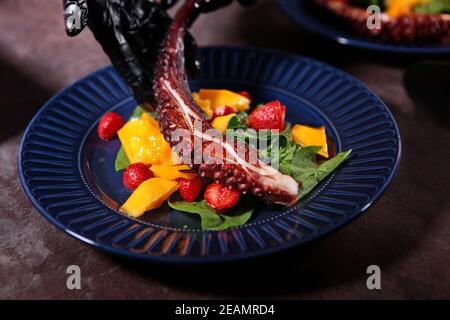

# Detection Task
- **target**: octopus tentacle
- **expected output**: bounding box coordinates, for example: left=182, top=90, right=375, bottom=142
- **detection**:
left=154, top=0, right=299, bottom=205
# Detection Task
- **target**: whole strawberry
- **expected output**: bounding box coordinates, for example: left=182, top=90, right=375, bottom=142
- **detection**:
left=204, top=182, right=240, bottom=212
left=98, top=112, right=125, bottom=141
left=248, top=100, right=286, bottom=132
left=123, top=163, right=153, bottom=191
left=179, top=176, right=205, bottom=202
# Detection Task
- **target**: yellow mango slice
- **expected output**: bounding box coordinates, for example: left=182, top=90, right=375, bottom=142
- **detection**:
left=118, top=119, right=153, bottom=163
left=193, top=92, right=213, bottom=119
left=120, top=178, right=179, bottom=217
left=385, top=0, right=428, bottom=17
left=117, top=113, right=174, bottom=165
left=292, top=124, right=329, bottom=158
left=119, top=118, right=158, bottom=144
left=211, top=113, right=237, bottom=134
left=150, top=164, right=197, bottom=180
left=129, top=135, right=173, bottom=165
left=197, top=89, right=250, bottom=112
left=140, top=112, right=159, bottom=130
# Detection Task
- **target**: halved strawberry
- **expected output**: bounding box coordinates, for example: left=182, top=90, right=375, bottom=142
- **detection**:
left=204, top=182, right=240, bottom=212
left=247, top=100, right=286, bottom=131
left=123, top=163, right=153, bottom=191
left=179, top=176, right=205, bottom=202
left=213, top=105, right=235, bottom=118
left=98, top=112, right=125, bottom=141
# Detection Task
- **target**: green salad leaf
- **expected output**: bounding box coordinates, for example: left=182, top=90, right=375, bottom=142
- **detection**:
left=414, top=0, right=450, bottom=14
left=227, top=112, right=248, bottom=130
left=168, top=199, right=254, bottom=231
left=209, top=209, right=253, bottom=231
left=130, top=104, right=146, bottom=119
left=226, top=119, right=350, bottom=201
left=229, top=122, right=292, bottom=164
left=281, top=122, right=292, bottom=138
left=283, top=148, right=352, bottom=200
left=114, top=146, right=130, bottom=171
left=168, top=200, right=222, bottom=229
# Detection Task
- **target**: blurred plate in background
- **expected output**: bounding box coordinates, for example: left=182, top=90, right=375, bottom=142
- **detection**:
left=277, top=0, right=450, bottom=55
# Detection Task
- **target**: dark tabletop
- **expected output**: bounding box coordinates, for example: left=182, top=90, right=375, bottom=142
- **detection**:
left=1, top=0, right=449, bottom=299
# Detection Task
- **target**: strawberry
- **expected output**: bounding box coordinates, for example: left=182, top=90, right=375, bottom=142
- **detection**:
left=213, top=105, right=235, bottom=118
left=247, top=100, right=286, bottom=131
left=204, top=182, right=240, bottom=212
left=179, top=176, right=205, bottom=202
left=238, top=91, right=252, bottom=101
left=98, top=112, right=125, bottom=141
left=123, top=163, right=153, bottom=191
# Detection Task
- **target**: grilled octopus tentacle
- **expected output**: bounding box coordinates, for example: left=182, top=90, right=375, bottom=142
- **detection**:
left=154, top=0, right=299, bottom=205
left=316, top=0, right=450, bottom=44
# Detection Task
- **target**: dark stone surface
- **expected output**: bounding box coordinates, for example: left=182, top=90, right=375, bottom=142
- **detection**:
left=0, top=0, right=449, bottom=299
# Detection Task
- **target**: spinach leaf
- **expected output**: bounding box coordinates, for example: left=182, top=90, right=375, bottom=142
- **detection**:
left=228, top=127, right=260, bottom=143
left=227, top=112, right=248, bottom=130
left=276, top=144, right=304, bottom=176
left=130, top=104, right=146, bottom=119
left=231, top=122, right=290, bottom=161
left=281, top=122, right=292, bottom=139
left=226, top=117, right=351, bottom=203
left=114, top=146, right=130, bottom=171
left=228, top=117, right=289, bottom=142
left=168, top=200, right=222, bottom=229
left=291, top=149, right=352, bottom=200
left=414, top=0, right=450, bottom=14
left=208, top=209, right=254, bottom=231
left=258, top=126, right=294, bottom=169
left=168, top=199, right=254, bottom=230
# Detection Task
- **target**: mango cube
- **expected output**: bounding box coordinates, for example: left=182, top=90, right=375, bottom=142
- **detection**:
left=117, top=113, right=174, bottom=165
left=197, top=89, right=250, bottom=112
left=292, top=124, right=329, bottom=158
left=120, top=178, right=179, bottom=217
left=386, top=0, right=428, bottom=17
left=211, top=113, right=237, bottom=134
left=150, top=165, right=197, bottom=180
left=140, top=112, right=160, bottom=130
left=193, top=92, right=213, bottom=119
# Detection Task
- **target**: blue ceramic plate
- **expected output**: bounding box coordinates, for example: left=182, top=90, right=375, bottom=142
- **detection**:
left=18, top=47, right=401, bottom=263
left=277, top=0, right=450, bottom=55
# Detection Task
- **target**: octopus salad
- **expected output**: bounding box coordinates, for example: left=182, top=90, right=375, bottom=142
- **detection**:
left=95, top=0, right=351, bottom=230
